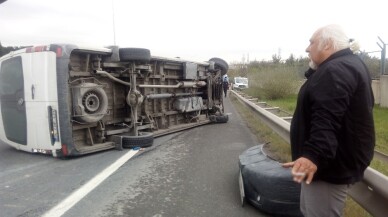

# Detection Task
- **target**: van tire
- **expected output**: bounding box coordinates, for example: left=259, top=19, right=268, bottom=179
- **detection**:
left=209, top=57, right=228, bottom=76
left=73, top=83, right=109, bottom=123
left=122, top=132, right=154, bottom=148
left=119, top=48, right=151, bottom=62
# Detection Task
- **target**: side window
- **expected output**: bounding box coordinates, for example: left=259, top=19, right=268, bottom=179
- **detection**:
left=0, top=56, right=27, bottom=145
left=0, top=57, right=24, bottom=95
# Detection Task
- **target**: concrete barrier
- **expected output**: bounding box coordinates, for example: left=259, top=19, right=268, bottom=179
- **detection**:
left=372, top=80, right=380, bottom=104
left=380, top=75, right=388, bottom=107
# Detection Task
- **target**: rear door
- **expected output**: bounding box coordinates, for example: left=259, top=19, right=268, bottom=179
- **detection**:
left=21, top=51, right=59, bottom=151
left=0, top=56, right=27, bottom=147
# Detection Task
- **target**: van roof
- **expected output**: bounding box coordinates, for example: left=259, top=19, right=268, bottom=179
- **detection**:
left=1, top=44, right=211, bottom=65
left=0, top=44, right=112, bottom=60
left=71, top=45, right=112, bottom=54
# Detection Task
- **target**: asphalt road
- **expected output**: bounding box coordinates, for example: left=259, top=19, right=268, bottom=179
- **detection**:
left=0, top=95, right=269, bottom=217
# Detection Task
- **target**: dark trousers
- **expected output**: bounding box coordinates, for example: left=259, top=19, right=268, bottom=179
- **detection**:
left=223, top=87, right=228, bottom=96
left=223, top=83, right=228, bottom=96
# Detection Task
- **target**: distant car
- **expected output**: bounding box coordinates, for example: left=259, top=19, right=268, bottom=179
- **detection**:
left=238, top=144, right=303, bottom=217
left=233, top=77, right=248, bottom=90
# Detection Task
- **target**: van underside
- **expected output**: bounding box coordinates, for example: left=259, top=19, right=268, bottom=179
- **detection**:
left=62, top=47, right=228, bottom=156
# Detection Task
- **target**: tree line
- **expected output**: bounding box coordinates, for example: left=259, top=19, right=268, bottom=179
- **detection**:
left=0, top=42, right=26, bottom=57
left=231, top=52, right=382, bottom=79
left=228, top=52, right=382, bottom=100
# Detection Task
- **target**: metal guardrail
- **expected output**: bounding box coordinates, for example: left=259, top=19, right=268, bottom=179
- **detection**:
left=231, top=90, right=388, bottom=217
left=237, top=92, right=388, bottom=164
left=374, top=150, right=388, bottom=163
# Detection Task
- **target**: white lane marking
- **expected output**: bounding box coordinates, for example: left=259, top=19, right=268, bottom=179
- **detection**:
left=42, top=149, right=139, bottom=217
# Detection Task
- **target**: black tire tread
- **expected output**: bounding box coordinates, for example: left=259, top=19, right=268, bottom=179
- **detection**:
left=209, top=57, right=229, bottom=76
left=239, top=145, right=303, bottom=217
left=119, top=48, right=151, bottom=62
left=122, top=132, right=154, bottom=148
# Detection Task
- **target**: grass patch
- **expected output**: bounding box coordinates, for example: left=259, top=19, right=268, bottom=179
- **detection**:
left=245, top=66, right=300, bottom=100
left=373, top=105, right=388, bottom=154
left=266, top=94, right=297, bottom=114
left=344, top=197, right=372, bottom=217
left=370, top=158, right=388, bottom=176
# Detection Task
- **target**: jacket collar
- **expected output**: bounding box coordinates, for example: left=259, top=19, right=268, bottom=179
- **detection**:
left=305, top=68, right=315, bottom=78
left=305, top=48, right=353, bottom=79
left=319, top=48, right=353, bottom=67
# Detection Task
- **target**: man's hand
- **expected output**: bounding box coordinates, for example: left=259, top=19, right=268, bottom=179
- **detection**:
left=282, top=157, right=317, bottom=184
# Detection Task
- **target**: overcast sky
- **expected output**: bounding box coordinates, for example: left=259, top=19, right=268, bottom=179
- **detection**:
left=0, top=0, right=387, bottom=63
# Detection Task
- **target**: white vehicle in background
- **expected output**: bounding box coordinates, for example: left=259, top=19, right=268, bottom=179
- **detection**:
left=0, top=44, right=229, bottom=157
left=233, top=77, right=248, bottom=90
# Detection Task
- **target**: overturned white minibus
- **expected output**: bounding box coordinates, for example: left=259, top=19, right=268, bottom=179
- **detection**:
left=0, top=44, right=228, bottom=157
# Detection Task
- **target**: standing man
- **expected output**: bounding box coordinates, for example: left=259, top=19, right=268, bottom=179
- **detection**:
left=222, top=75, right=229, bottom=97
left=283, top=24, right=375, bottom=217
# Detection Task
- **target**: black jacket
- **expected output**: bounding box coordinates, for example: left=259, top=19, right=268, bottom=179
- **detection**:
left=290, top=48, right=375, bottom=184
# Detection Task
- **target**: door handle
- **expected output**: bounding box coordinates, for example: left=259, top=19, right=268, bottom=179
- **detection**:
left=31, top=85, right=35, bottom=100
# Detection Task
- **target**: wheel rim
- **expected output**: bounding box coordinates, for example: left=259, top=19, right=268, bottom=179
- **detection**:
left=82, top=92, right=100, bottom=113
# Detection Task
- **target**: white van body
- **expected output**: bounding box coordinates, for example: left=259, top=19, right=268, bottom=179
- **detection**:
left=0, top=50, right=60, bottom=154
left=0, top=44, right=229, bottom=157
left=233, top=77, right=248, bottom=89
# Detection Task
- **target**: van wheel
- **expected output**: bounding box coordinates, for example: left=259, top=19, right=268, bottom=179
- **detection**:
left=119, top=48, right=151, bottom=62
left=73, top=83, right=108, bottom=123
left=122, top=132, right=154, bottom=148
left=209, top=57, right=228, bottom=76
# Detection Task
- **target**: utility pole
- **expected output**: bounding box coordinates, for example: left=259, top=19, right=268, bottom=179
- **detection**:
left=112, top=0, right=117, bottom=45
left=377, top=36, right=386, bottom=75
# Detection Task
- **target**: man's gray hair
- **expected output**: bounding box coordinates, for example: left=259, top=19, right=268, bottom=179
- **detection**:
left=318, top=24, right=360, bottom=53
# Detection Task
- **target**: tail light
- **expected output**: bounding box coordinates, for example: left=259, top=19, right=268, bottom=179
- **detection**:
left=55, top=46, right=63, bottom=57
left=48, top=106, right=60, bottom=145
left=26, top=45, right=63, bottom=57
left=61, top=144, right=68, bottom=156
left=26, top=46, right=48, bottom=53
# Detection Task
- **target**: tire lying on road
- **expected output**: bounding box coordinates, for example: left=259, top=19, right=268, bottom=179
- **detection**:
left=238, top=144, right=303, bottom=217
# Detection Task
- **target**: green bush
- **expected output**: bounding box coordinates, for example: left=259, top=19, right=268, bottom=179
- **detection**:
left=248, top=65, right=301, bottom=100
